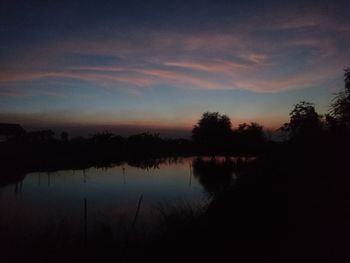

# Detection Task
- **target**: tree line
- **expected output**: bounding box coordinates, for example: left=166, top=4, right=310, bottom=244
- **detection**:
left=1, top=68, right=349, bottom=159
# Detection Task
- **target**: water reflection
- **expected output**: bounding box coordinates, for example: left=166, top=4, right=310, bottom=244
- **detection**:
left=0, top=158, right=199, bottom=227
left=192, top=157, right=237, bottom=197
left=0, top=156, right=258, bottom=263
left=0, top=156, right=254, bottom=229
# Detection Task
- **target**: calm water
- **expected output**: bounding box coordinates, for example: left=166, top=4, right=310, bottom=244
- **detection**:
left=0, top=157, right=243, bottom=233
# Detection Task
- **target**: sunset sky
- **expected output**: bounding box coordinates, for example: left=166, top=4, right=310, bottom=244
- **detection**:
left=0, top=0, right=349, bottom=136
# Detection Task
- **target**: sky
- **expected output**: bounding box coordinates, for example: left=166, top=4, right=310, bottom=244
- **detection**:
left=0, top=0, right=349, bottom=137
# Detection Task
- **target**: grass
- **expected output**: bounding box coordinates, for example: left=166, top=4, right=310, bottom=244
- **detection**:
left=0, top=199, right=209, bottom=263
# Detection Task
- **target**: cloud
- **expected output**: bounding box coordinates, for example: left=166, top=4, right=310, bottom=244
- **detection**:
left=0, top=12, right=349, bottom=96
left=0, top=90, right=25, bottom=97
left=163, top=60, right=250, bottom=72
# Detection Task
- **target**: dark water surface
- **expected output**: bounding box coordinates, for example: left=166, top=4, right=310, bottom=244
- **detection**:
left=0, top=157, right=250, bottom=235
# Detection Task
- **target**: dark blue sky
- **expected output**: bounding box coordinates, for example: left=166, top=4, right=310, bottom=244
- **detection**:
left=0, top=0, right=349, bottom=135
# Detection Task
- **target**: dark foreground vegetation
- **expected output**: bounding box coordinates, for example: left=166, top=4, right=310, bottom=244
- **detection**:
left=0, top=69, right=350, bottom=262
left=140, top=148, right=349, bottom=263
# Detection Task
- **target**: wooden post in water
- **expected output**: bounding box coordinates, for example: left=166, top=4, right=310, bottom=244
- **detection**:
left=47, top=172, right=50, bottom=187
left=131, top=194, right=143, bottom=231
left=189, top=162, right=192, bottom=187
left=84, top=198, right=87, bottom=248
left=123, top=194, right=143, bottom=262
left=123, top=167, right=126, bottom=185
left=83, top=169, right=86, bottom=184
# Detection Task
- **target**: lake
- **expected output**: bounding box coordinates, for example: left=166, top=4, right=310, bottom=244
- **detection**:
left=0, top=157, right=247, bottom=238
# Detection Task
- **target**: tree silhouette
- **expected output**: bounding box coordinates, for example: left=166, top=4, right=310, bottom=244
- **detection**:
left=280, top=101, right=322, bottom=141
left=192, top=112, right=232, bottom=153
left=328, top=68, right=350, bottom=133
left=232, top=122, right=265, bottom=152
left=60, top=131, right=69, bottom=141
left=91, top=132, right=114, bottom=144
left=236, top=122, right=265, bottom=144
left=28, top=130, right=55, bottom=141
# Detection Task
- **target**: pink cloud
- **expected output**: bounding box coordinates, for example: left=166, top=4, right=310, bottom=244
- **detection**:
left=0, top=12, right=348, bottom=95
left=0, top=60, right=343, bottom=93
left=0, top=91, right=26, bottom=97
left=163, top=60, right=250, bottom=72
